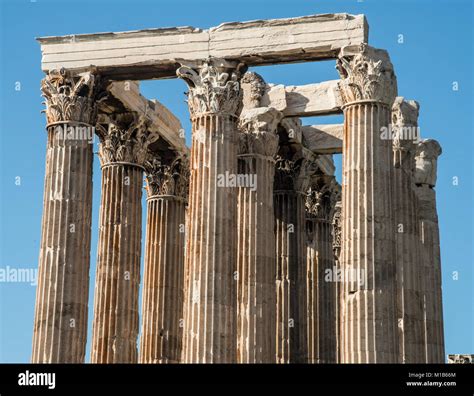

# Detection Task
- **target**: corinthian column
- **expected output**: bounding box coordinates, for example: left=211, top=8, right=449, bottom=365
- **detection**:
left=90, top=112, right=154, bottom=363
left=139, top=154, right=189, bottom=363
left=274, top=149, right=313, bottom=363
left=336, top=44, right=399, bottom=363
left=414, top=139, right=444, bottom=362
left=305, top=175, right=340, bottom=363
left=392, top=97, right=425, bottom=363
left=237, top=96, right=282, bottom=363
left=331, top=200, right=342, bottom=362
left=177, top=59, right=246, bottom=363
left=32, top=69, right=98, bottom=363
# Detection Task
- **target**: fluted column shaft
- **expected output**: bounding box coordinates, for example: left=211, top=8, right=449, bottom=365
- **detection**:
left=392, top=98, right=425, bottom=363
left=237, top=154, right=276, bottom=363
left=184, top=114, right=238, bottom=362
left=139, top=156, right=188, bottom=363
left=32, top=70, right=97, bottom=363
left=236, top=105, right=281, bottom=363
left=414, top=139, right=444, bottom=362
left=91, top=164, right=143, bottom=363
left=305, top=177, right=339, bottom=363
left=177, top=61, right=245, bottom=363
left=274, top=191, right=306, bottom=363
left=90, top=112, right=153, bottom=363
left=273, top=153, right=311, bottom=363
left=306, top=218, right=337, bottom=363
left=418, top=186, right=444, bottom=362
left=337, top=44, right=399, bottom=363
left=32, top=124, right=93, bottom=363
left=340, top=101, right=398, bottom=363
left=139, top=196, right=186, bottom=363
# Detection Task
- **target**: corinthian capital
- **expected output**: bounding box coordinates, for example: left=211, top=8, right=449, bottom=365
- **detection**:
left=144, top=154, right=190, bottom=199
left=241, top=71, right=267, bottom=109
left=305, top=175, right=340, bottom=222
left=336, top=44, right=397, bottom=106
left=176, top=59, right=247, bottom=118
left=392, top=97, right=420, bottom=168
left=238, top=107, right=283, bottom=157
left=96, top=112, right=156, bottom=167
left=414, top=139, right=442, bottom=187
left=41, top=68, right=99, bottom=125
left=274, top=148, right=319, bottom=193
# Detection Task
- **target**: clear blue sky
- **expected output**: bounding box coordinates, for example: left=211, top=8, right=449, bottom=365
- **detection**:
left=0, top=0, right=472, bottom=363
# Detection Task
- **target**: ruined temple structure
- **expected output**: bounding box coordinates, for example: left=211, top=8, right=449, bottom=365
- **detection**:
left=31, top=13, right=444, bottom=364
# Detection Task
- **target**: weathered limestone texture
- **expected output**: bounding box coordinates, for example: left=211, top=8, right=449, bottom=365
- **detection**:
left=139, top=155, right=189, bottom=363
left=177, top=59, right=246, bottom=363
left=32, top=69, right=97, bottom=363
left=33, top=13, right=446, bottom=366
left=331, top=200, right=342, bottom=362
left=305, top=175, right=340, bottom=363
left=237, top=72, right=283, bottom=363
left=414, top=139, right=445, bottom=363
left=90, top=112, right=154, bottom=363
left=38, top=14, right=368, bottom=78
left=391, top=97, right=425, bottom=363
left=274, top=144, right=314, bottom=363
left=336, top=44, right=399, bottom=363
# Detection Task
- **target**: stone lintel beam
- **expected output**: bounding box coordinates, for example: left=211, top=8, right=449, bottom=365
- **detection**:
left=99, top=81, right=188, bottom=155
left=262, top=80, right=343, bottom=117
left=302, top=124, right=343, bottom=154
left=37, top=13, right=368, bottom=79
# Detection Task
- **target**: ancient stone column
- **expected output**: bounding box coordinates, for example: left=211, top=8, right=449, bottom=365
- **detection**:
left=392, top=97, right=425, bottom=363
left=177, top=59, right=246, bottom=363
left=331, top=200, right=342, bottom=363
left=138, top=155, right=189, bottom=363
left=305, top=175, right=340, bottom=363
left=32, top=69, right=98, bottom=363
left=414, top=139, right=445, bottom=363
left=336, top=44, right=399, bottom=363
left=90, top=112, right=154, bottom=363
left=274, top=148, right=313, bottom=363
left=236, top=102, right=282, bottom=363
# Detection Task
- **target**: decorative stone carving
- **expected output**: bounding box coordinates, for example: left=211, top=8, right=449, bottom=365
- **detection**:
left=144, top=155, right=190, bottom=199
left=331, top=200, right=342, bottom=260
left=274, top=151, right=319, bottom=193
left=305, top=176, right=339, bottom=222
left=414, top=139, right=442, bottom=187
left=96, top=112, right=155, bottom=167
left=241, top=71, right=267, bottom=109
left=448, top=354, right=474, bottom=364
left=41, top=68, right=99, bottom=124
left=336, top=44, right=397, bottom=106
left=176, top=59, right=247, bottom=118
left=392, top=96, right=420, bottom=127
left=392, top=97, right=420, bottom=168
left=238, top=107, right=282, bottom=156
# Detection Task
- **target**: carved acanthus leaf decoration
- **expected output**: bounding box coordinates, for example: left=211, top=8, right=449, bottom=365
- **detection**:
left=305, top=176, right=340, bottom=221
left=274, top=153, right=318, bottom=193
left=41, top=68, right=98, bottom=124
left=97, top=112, right=155, bottom=167
left=144, top=155, right=190, bottom=199
left=238, top=107, right=282, bottom=156
left=336, top=44, right=397, bottom=106
left=177, top=60, right=247, bottom=118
